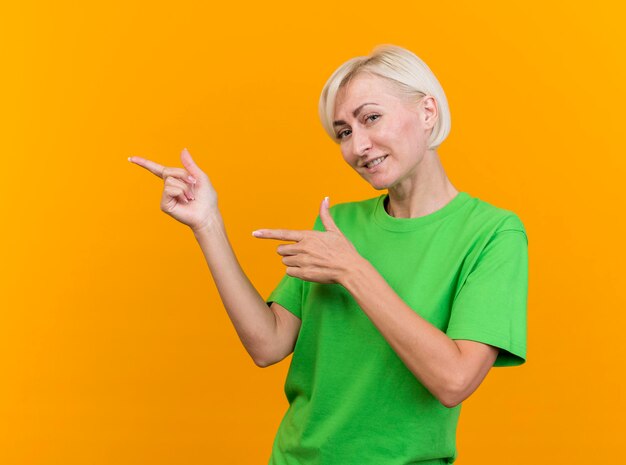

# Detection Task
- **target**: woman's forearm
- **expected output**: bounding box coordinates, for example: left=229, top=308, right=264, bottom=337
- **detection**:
left=341, top=257, right=464, bottom=407
left=191, top=212, right=278, bottom=367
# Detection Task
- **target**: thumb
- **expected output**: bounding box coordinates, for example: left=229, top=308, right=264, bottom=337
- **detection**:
left=320, top=196, right=340, bottom=233
left=180, top=147, right=204, bottom=179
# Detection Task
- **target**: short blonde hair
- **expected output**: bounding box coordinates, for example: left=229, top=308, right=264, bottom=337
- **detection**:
left=318, top=44, right=451, bottom=150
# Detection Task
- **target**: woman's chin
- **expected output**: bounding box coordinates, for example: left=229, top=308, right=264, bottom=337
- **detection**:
left=366, top=179, right=390, bottom=191
left=357, top=169, right=392, bottom=190
left=362, top=174, right=391, bottom=190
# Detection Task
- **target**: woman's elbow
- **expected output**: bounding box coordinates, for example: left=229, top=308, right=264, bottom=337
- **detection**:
left=438, top=392, right=462, bottom=409
left=252, top=354, right=279, bottom=368
left=440, top=395, right=462, bottom=409
left=252, top=350, right=287, bottom=368
left=437, top=375, right=467, bottom=408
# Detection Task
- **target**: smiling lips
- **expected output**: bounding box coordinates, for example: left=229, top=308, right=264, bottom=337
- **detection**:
left=364, top=155, right=388, bottom=170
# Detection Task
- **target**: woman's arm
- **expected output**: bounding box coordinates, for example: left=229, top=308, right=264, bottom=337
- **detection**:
left=193, top=212, right=301, bottom=368
left=130, top=150, right=299, bottom=368
left=341, top=258, right=498, bottom=408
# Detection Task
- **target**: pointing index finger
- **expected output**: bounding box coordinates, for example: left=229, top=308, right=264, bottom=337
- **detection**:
left=128, top=156, right=166, bottom=179
left=252, top=229, right=307, bottom=242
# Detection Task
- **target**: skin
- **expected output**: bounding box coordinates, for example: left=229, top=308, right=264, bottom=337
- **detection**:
left=332, top=72, right=460, bottom=218
left=129, top=149, right=293, bottom=368
left=128, top=148, right=217, bottom=232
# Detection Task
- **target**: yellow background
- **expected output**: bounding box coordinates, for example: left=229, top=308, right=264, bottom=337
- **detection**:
left=2, top=0, right=624, bottom=463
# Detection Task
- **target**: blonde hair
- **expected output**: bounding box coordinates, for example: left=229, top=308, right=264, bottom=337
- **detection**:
left=318, top=44, right=451, bottom=150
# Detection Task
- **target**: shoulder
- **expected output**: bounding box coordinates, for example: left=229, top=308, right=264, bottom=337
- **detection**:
left=329, top=195, right=381, bottom=216
left=463, top=193, right=527, bottom=237
left=313, top=195, right=381, bottom=230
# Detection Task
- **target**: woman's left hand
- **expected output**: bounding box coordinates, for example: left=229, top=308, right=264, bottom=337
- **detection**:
left=252, top=197, right=363, bottom=284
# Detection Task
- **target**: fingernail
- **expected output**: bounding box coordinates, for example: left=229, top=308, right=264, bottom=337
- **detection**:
left=128, top=156, right=132, bottom=162
left=325, top=196, right=329, bottom=206
left=188, top=175, right=196, bottom=183
left=183, top=147, right=189, bottom=153
left=252, top=230, right=263, bottom=237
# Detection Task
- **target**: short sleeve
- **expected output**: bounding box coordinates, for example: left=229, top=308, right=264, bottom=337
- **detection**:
left=446, top=227, right=529, bottom=367
left=265, top=213, right=325, bottom=319
left=266, top=273, right=305, bottom=319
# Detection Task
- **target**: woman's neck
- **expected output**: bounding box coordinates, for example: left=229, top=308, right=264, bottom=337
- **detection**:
left=385, top=150, right=459, bottom=219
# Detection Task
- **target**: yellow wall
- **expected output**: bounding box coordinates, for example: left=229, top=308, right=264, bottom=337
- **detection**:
left=2, top=1, right=624, bottom=463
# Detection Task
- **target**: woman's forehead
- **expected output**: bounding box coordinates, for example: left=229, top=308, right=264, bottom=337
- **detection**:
left=335, top=74, right=401, bottom=115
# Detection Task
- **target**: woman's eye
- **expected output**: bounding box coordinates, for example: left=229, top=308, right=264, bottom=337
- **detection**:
left=337, top=129, right=351, bottom=140
left=366, top=114, right=381, bottom=123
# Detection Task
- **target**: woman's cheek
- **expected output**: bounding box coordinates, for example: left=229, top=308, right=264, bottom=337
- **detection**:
left=340, top=146, right=357, bottom=167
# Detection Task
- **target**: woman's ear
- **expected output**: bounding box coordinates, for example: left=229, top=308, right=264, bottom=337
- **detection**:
left=421, top=96, right=439, bottom=129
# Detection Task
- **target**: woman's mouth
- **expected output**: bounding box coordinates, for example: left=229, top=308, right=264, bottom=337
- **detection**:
left=365, top=155, right=388, bottom=172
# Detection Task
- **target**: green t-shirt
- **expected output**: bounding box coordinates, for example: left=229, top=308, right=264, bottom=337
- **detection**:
left=265, top=191, right=528, bottom=465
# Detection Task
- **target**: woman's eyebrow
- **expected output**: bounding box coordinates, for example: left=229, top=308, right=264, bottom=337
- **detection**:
left=333, top=102, right=379, bottom=127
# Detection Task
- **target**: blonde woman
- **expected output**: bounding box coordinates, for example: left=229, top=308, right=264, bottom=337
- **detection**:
left=130, top=44, right=528, bottom=465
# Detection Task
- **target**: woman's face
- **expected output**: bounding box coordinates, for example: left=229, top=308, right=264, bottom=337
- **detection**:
left=332, top=73, right=437, bottom=191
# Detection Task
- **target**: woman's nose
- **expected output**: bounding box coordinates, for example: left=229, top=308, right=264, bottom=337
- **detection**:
left=352, top=128, right=373, bottom=156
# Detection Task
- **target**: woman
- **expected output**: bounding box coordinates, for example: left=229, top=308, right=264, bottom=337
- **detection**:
left=129, top=44, right=528, bottom=465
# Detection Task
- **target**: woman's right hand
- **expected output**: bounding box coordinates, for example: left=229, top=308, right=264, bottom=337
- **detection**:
left=129, top=148, right=220, bottom=232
